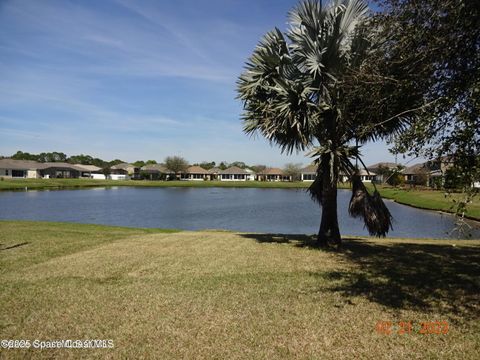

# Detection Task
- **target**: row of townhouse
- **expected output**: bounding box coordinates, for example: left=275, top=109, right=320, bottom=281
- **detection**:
left=0, top=159, right=138, bottom=180
left=140, top=165, right=289, bottom=181
left=7, top=158, right=471, bottom=186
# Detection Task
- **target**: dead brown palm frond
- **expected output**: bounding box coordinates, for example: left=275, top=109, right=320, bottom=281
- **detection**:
left=308, top=165, right=324, bottom=204
left=349, top=174, right=393, bottom=236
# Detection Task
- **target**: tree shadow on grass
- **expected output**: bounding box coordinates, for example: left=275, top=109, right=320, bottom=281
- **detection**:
left=240, top=233, right=480, bottom=317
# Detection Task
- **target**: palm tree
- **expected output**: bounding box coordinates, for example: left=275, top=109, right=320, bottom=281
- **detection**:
left=237, top=0, right=397, bottom=246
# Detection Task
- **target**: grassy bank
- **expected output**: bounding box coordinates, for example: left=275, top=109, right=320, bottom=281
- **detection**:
left=1, top=221, right=479, bottom=359
left=376, top=186, right=480, bottom=220
left=0, top=178, right=315, bottom=190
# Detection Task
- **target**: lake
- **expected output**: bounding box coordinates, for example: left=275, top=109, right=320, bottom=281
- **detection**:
left=0, top=187, right=478, bottom=239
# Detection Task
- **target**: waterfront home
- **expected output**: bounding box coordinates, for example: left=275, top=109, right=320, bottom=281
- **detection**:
left=367, top=162, right=399, bottom=183
left=402, top=163, right=430, bottom=185
left=0, top=159, right=42, bottom=178
left=245, top=168, right=257, bottom=181
left=181, top=166, right=209, bottom=181
left=208, top=167, right=221, bottom=181
left=0, top=159, right=85, bottom=179
left=258, top=168, right=291, bottom=182
left=300, top=165, right=317, bottom=181
left=40, top=162, right=84, bottom=178
left=110, top=163, right=140, bottom=179
left=74, top=164, right=103, bottom=179
left=338, top=169, right=375, bottom=183
left=358, top=169, right=376, bottom=182
left=218, top=166, right=250, bottom=181
left=140, top=164, right=173, bottom=180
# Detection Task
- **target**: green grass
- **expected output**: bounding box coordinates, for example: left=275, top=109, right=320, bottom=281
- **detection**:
left=376, top=186, right=480, bottom=220
left=0, top=178, right=318, bottom=190
left=1, top=221, right=479, bottom=359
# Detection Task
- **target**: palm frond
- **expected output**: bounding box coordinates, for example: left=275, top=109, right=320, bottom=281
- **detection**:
left=349, top=174, right=393, bottom=236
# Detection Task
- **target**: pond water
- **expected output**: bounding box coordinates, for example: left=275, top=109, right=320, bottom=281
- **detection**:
left=0, top=187, right=478, bottom=239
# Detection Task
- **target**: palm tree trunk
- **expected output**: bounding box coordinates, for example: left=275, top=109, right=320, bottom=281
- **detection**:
left=317, top=155, right=341, bottom=247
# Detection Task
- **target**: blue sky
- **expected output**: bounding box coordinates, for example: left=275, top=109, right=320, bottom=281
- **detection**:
left=0, top=0, right=405, bottom=166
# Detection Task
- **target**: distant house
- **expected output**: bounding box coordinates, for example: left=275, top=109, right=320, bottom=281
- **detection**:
left=402, top=163, right=430, bottom=185
left=74, top=164, right=103, bottom=179
left=110, top=163, right=140, bottom=179
left=258, top=168, right=291, bottom=181
left=358, top=169, right=376, bottom=182
left=40, top=162, right=85, bottom=178
left=181, top=166, right=209, bottom=181
left=300, top=165, right=317, bottom=181
left=208, top=167, right=222, bottom=181
left=140, top=164, right=173, bottom=180
left=367, top=162, right=399, bottom=183
left=218, top=166, right=250, bottom=181
left=0, top=159, right=42, bottom=179
left=245, top=168, right=257, bottom=181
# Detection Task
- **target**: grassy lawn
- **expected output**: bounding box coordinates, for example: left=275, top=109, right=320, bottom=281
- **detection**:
left=0, top=178, right=316, bottom=190
left=1, top=221, right=479, bottom=359
left=376, top=186, right=480, bottom=220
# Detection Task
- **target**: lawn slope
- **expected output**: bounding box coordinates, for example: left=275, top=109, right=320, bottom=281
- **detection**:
left=1, top=221, right=479, bottom=359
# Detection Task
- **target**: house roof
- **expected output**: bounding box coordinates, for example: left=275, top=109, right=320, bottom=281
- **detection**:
left=74, top=164, right=102, bottom=172
left=219, top=166, right=249, bottom=175
left=39, top=162, right=84, bottom=170
left=140, top=164, right=171, bottom=173
left=208, top=167, right=222, bottom=174
left=258, top=167, right=284, bottom=175
left=0, top=159, right=42, bottom=170
left=358, top=169, right=376, bottom=176
left=111, top=163, right=134, bottom=170
left=186, top=166, right=209, bottom=174
left=300, top=164, right=317, bottom=174
left=367, top=162, right=399, bottom=171
left=403, top=163, right=429, bottom=175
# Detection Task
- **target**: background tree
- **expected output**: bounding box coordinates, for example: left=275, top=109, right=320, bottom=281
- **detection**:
left=11, top=151, right=38, bottom=161
left=237, top=0, right=397, bottom=246
left=199, top=161, right=216, bottom=170
left=365, top=0, right=479, bottom=214
left=283, top=163, right=302, bottom=181
left=133, top=160, right=146, bottom=168
left=250, top=165, right=267, bottom=174
left=165, top=156, right=189, bottom=179
left=230, top=161, right=247, bottom=169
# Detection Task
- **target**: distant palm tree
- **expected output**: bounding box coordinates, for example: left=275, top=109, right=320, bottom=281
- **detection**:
left=237, top=0, right=397, bottom=246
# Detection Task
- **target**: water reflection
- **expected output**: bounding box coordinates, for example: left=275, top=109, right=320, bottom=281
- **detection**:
left=0, top=187, right=478, bottom=239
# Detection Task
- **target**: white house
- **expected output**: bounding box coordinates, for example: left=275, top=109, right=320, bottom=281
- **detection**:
left=258, top=168, right=291, bottom=181
left=300, top=165, right=317, bottom=181
left=218, top=166, right=250, bottom=181
left=180, top=166, right=209, bottom=181
left=0, top=159, right=42, bottom=178
left=245, top=168, right=256, bottom=181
